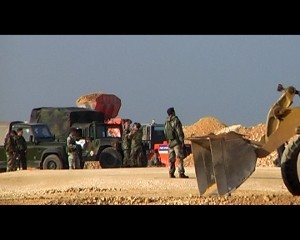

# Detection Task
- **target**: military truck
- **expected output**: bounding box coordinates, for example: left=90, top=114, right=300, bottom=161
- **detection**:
left=30, top=107, right=123, bottom=168
left=0, top=121, right=68, bottom=171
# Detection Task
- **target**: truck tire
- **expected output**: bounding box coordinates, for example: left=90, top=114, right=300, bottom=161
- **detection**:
left=43, top=155, right=63, bottom=170
left=281, top=135, right=300, bottom=195
left=99, top=147, right=122, bottom=168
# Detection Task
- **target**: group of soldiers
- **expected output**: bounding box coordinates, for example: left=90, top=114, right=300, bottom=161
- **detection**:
left=122, top=120, right=147, bottom=167
left=65, top=120, right=158, bottom=169
left=4, top=128, right=27, bottom=172
left=122, top=106, right=189, bottom=179
left=64, top=120, right=151, bottom=169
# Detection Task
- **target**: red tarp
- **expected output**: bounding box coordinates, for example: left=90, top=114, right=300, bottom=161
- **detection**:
left=76, top=93, right=121, bottom=120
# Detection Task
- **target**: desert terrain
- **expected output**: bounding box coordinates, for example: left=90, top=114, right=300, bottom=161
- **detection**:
left=0, top=116, right=299, bottom=205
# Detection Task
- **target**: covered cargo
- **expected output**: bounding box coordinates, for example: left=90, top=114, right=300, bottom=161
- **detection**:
left=76, top=92, right=121, bottom=120
left=30, top=107, right=104, bottom=141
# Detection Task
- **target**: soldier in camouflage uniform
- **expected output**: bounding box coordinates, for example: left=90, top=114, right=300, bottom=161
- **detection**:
left=4, top=130, right=18, bottom=172
left=129, top=122, right=146, bottom=167
left=122, top=119, right=132, bottom=167
left=67, top=128, right=80, bottom=169
left=16, top=128, right=27, bottom=170
left=164, top=107, right=189, bottom=178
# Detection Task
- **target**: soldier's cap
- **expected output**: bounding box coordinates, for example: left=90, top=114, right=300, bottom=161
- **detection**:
left=167, top=107, right=175, bottom=115
left=124, top=119, right=132, bottom=124
left=17, top=127, right=23, bottom=132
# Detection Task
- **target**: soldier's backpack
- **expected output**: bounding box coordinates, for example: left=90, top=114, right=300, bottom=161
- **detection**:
left=164, top=120, right=176, bottom=140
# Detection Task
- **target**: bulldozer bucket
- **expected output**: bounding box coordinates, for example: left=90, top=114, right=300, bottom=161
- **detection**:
left=188, top=131, right=258, bottom=196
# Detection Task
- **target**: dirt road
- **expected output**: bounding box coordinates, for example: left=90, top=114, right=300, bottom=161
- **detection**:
left=0, top=167, right=299, bottom=205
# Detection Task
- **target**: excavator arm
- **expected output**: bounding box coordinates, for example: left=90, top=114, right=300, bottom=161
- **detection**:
left=189, top=84, right=300, bottom=196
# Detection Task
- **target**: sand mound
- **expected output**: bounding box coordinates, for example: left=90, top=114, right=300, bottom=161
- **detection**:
left=183, top=116, right=278, bottom=168
left=183, top=116, right=227, bottom=138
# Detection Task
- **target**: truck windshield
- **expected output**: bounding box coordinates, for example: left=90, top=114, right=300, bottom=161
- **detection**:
left=152, top=125, right=166, bottom=142
left=32, top=125, right=53, bottom=139
left=95, top=125, right=121, bottom=138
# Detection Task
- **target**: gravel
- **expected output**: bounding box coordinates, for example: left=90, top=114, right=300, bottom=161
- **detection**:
left=0, top=167, right=299, bottom=205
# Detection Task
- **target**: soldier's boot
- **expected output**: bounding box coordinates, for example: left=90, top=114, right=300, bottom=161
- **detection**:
left=179, top=173, right=189, bottom=178
left=169, top=173, right=176, bottom=178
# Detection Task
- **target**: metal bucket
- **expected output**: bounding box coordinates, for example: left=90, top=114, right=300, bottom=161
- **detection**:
left=188, top=131, right=258, bottom=196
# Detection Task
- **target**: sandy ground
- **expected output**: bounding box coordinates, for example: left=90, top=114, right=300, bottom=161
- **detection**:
left=0, top=166, right=299, bottom=205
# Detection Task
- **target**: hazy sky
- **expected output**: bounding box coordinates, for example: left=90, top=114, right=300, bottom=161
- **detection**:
left=1, top=35, right=300, bottom=127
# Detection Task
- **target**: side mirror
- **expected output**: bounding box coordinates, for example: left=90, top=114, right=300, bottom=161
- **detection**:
left=30, top=135, right=34, bottom=142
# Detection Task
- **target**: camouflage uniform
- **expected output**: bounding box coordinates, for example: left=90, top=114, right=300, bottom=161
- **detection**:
left=4, top=131, right=18, bottom=172
left=129, top=123, right=146, bottom=167
left=164, top=108, right=188, bottom=178
left=148, top=150, right=164, bottom=167
left=16, top=130, right=27, bottom=170
left=67, top=130, right=80, bottom=169
left=122, top=121, right=132, bottom=167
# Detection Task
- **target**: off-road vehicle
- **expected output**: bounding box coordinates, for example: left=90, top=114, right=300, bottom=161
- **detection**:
left=0, top=121, right=68, bottom=171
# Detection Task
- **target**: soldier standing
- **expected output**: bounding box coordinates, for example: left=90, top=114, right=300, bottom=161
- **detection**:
left=16, top=128, right=27, bottom=170
left=122, top=119, right=132, bottom=167
left=164, top=107, right=189, bottom=178
left=67, top=128, right=80, bottom=169
left=129, top=122, right=146, bottom=167
left=4, top=130, right=18, bottom=172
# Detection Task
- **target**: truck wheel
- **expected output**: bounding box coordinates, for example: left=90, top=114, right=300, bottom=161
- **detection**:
left=281, top=136, right=300, bottom=195
left=99, top=147, right=122, bottom=168
left=43, top=155, right=62, bottom=170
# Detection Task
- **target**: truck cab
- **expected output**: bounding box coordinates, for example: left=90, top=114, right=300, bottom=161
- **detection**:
left=73, top=121, right=123, bottom=168
left=142, top=123, right=166, bottom=153
left=141, top=122, right=192, bottom=167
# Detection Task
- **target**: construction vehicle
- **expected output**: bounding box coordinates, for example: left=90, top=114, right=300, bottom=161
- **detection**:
left=0, top=121, right=68, bottom=171
left=141, top=122, right=166, bottom=166
left=30, top=107, right=123, bottom=168
left=188, top=84, right=300, bottom=196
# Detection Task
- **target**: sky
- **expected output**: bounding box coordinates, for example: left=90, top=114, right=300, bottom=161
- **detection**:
left=1, top=35, right=300, bottom=127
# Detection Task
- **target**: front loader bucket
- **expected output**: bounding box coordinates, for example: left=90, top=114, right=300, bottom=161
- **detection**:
left=188, top=131, right=258, bottom=196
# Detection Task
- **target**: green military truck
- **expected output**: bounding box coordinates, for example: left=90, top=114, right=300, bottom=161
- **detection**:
left=0, top=121, right=68, bottom=172
left=30, top=107, right=124, bottom=168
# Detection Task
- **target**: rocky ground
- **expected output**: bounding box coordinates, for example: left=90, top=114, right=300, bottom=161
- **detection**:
left=1, top=188, right=299, bottom=205
left=0, top=167, right=299, bottom=205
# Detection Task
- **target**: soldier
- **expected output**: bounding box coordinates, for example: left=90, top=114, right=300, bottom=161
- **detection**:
left=122, top=119, right=132, bottom=167
left=4, top=130, right=18, bottom=172
left=16, top=128, right=27, bottom=170
left=129, top=122, right=146, bottom=167
left=67, top=128, right=80, bottom=169
left=164, top=107, right=189, bottom=178
left=148, top=149, right=164, bottom=167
